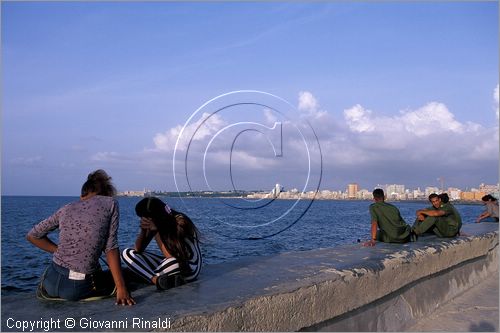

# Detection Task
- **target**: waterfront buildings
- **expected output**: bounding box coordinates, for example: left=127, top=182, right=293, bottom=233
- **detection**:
left=119, top=183, right=499, bottom=202
left=244, top=183, right=500, bottom=201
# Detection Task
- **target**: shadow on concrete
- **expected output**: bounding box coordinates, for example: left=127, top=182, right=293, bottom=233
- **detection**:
left=470, top=321, right=497, bottom=332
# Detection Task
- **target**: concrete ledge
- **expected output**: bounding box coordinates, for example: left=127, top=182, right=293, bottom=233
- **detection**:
left=2, top=223, right=498, bottom=332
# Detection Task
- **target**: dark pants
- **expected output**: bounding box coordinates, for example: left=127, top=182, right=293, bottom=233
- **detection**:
left=377, top=229, right=411, bottom=243
left=41, top=262, right=114, bottom=301
left=413, top=216, right=459, bottom=237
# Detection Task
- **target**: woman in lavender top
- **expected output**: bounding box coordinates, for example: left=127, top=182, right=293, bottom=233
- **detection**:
left=27, top=170, right=135, bottom=305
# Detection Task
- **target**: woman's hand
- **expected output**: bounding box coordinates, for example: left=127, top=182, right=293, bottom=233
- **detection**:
left=363, top=239, right=376, bottom=247
left=106, top=248, right=136, bottom=306
left=115, top=288, right=136, bottom=306
left=135, top=217, right=157, bottom=252
left=140, top=217, right=157, bottom=231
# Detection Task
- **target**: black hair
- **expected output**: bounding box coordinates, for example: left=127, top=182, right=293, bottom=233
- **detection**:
left=372, top=188, right=385, bottom=200
left=439, top=193, right=449, bottom=203
left=428, top=193, right=439, bottom=201
left=482, top=194, right=498, bottom=202
left=135, top=197, right=199, bottom=272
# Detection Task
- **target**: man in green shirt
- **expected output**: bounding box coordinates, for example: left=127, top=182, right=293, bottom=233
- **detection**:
left=364, top=188, right=413, bottom=246
left=413, top=193, right=461, bottom=237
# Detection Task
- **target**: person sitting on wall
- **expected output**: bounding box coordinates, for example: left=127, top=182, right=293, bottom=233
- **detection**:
left=364, top=188, right=416, bottom=246
left=121, top=197, right=202, bottom=290
left=438, top=192, right=450, bottom=203
left=412, top=193, right=462, bottom=238
left=26, top=169, right=135, bottom=305
left=476, top=194, right=499, bottom=223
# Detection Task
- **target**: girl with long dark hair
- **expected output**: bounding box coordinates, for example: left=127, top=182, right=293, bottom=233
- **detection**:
left=477, top=194, right=499, bottom=223
left=122, top=197, right=202, bottom=289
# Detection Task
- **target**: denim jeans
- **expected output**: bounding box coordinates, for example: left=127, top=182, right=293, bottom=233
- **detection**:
left=482, top=217, right=499, bottom=222
left=42, top=262, right=113, bottom=301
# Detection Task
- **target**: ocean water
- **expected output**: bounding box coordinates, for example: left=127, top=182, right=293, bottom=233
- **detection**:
left=1, top=196, right=484, bottom=295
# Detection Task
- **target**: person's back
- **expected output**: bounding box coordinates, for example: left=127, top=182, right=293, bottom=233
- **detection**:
left=486, top=200, right=499, bottom=220
left=26, top=169, right=134, bottom=305
left=476, top=195, right=499, bottom=223
left=438, top=202, right=461, bottom=237
left=28, top=195, right=118, bottom=274
left=369, top=201, right=411, bottom=243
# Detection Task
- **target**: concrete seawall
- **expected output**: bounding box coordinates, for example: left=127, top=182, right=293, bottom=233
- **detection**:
left=2, top=223, right=498, bottom=332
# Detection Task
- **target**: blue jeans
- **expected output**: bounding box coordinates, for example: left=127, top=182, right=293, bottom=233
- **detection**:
left=482, top=217, right=499, bottom=222
left=42, top=262, right=114, bottom=301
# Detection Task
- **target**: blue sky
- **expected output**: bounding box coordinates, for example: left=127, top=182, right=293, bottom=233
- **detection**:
left=2, top=2, right=498, bottom=196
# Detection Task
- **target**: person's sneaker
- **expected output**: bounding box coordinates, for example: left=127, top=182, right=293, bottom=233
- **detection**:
left=410, top=231, right=418, bottom=242
left=156, top=274, right=185, bottom=291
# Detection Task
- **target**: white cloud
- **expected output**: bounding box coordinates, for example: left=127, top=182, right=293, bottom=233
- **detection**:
left=263, top=108, right=278, bottom=125
left=298, top=91, right=319, bottom=112
left=344, top=102, right=464, bottom=136
left=344, top=104, right=376, bottom=133
left=205, top=150, right=280, bottom=170
left=338, top=100, right=498, bottom=165
left=297, top=91, right=330, bottom=122
left=400, top=102, right=463, bottom=136
left=152, top=112, right=227, bottom=152
left=91, top=152, right=127, bottom=162
left=86, top=90, right=499, bottom=191
left=10, top=156, right=43, bottom=167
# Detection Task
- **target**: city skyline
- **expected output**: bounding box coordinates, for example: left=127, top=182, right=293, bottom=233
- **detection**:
left=2, top=2, right=498, bottom=196
left=120, top=181, right=499, bottom=197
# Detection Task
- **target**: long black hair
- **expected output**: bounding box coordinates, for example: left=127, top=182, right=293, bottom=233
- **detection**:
left=135, top=197, right=199, bottom=270
left=482, top=194, right=498, bottom=202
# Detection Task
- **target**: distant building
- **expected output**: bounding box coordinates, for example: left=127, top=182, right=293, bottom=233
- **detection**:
left=347, top=183, right=358, bottom=199
left=479, top=183, right=499, bottom=195
left=447, top=188, right=461, bottom=201
left=118, top=190, right=146, bottom=197
left=425, top=187, right=440, bottom=197
left=461, top=191, right=486, bottom=201
left=385, top=184, right=405, bottom=200
left=357, top=189, right=372, bottom=200
left=413, top=187, right=424, bottom=200
left=271, top=183, right=283, bottom=198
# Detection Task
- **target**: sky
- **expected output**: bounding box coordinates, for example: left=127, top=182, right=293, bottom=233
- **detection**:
left=2, top=2, right=499, bottom=196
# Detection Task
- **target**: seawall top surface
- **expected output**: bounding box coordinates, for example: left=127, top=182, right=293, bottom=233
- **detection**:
left=2, top=223, right=498, bottom=331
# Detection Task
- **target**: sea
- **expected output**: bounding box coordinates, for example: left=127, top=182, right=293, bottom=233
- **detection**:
left=1, top=195, right=484, bottom=296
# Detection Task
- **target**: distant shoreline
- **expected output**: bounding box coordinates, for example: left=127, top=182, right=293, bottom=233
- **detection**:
left=0, top=194, right=484, bottom=205
left=117, top=195, right=483, bottom=205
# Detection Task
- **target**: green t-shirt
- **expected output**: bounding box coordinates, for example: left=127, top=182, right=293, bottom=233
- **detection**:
left=369, top=201, right=411, bottom=243
left=439, top=202, right=462, bottom=233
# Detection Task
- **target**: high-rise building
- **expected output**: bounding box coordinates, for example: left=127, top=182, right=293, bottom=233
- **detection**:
left=347, top=183, right=358, bottom=199
left=272, top=183, right=283, bottom=198
left=386, top=184, right=405, bottom=195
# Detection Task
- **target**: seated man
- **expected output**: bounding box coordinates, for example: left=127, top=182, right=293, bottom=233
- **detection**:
left=413, top=193, right=461, bottom=237
left=364, top=188, right=414, bottom=246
